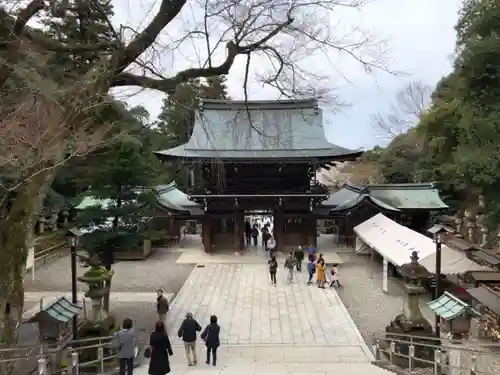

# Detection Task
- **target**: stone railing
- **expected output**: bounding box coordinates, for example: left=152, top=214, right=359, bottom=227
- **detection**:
left=372, top=332, right=500, bottom=375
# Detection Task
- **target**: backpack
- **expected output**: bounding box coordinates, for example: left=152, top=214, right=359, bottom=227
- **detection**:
left=269, top=260, right=277, bottom=272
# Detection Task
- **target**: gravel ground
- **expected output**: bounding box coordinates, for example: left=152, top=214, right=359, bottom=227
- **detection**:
left=334, top=255, right=433, bottom=346
left=22, top=245, right=195, bottom=347
left=24, top=248, right=194, bottom=294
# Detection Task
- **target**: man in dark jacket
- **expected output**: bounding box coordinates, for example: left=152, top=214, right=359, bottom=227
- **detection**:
left=177, top=312, right=202, bottom=366
left=156, top=289, right=169, bottom=324
left=294, top=246, right=304, bottom=272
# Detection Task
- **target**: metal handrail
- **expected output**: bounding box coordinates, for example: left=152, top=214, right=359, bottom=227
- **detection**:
left=0, top=329, right=146, bottom=374
left=372, top=331, right=500, bottom=349
left=373, top=333, right=500, bottom=375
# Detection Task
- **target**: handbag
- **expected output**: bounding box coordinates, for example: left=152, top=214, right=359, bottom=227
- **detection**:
left=144, top=347, right=151, bottom=359
left=201, top=326, right=210, bottom=342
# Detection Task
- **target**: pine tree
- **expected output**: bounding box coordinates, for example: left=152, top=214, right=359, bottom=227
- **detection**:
left=42, top=0, right=116, bottom=81
left=156, top=77, right=229, bottom=189
left=77, top=106, right=168, bottom=267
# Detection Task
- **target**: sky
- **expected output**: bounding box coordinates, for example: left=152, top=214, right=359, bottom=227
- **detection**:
left=110, top=0, right=464, bottom=150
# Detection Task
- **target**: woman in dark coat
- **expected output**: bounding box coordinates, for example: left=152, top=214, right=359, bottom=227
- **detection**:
left=148, top=320, right=173, bottom=375
left=201, top=315, right=220, bottom=366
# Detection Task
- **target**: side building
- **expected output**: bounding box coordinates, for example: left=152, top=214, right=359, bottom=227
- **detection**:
left=318, top=182, right=449, bottom=245
left=155, top=98, right=362, bottom=253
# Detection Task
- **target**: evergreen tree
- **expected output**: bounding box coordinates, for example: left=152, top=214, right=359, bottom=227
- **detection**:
left=78, top=106, right=168, bottom=267
left=42, top=0, right=116, bottom=81
left=156, top=76, right=229, bottom=189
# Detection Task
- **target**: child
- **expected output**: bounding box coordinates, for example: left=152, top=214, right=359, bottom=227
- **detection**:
left=329, top=264, right=341, bottom=287
left=307, top=256, right=316, bottom=285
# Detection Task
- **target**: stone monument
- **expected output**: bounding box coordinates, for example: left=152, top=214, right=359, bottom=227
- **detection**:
left=383, top=251, right=439, bottom=368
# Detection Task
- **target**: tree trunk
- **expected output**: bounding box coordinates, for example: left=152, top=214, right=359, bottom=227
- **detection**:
left=0, top=169, right=56, bottom=375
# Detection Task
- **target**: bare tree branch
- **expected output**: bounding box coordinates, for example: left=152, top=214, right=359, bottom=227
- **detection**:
left=0, top=0, right=46, bottom=87
left=13, top=0, right=45, bottom=35
left=372, top=80, right=432, bottom=141
left=111, top=10, right=294, bottom=92
left=114, top=0, right=188, bottom=75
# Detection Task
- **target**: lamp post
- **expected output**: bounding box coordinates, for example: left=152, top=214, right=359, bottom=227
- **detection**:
left=427, top=224, right=447, bottom=338
left=66, top=228, right=83, bottom=340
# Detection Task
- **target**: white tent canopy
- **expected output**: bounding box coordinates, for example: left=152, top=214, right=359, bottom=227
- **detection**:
left=354, top=213, right=486, bottom=275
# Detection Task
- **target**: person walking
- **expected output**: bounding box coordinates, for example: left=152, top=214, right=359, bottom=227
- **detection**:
left=148, top=320, right=173, bottom=375
left=268, top=236, right=277, bottom=255
left=156, top=289, right=169, bottom=324
left=294, top=246, right=304, bottom=272
left=268, top=255, right=278, bottom=286
left=245, top=220, right=252, bottom=246
left=316, top=258, right=326, bottom=288
left=262, top=225, right=271, bottom=251
left=307, top=256, right=316, bottom=285
left=177, top=312, right=202, bottom=366
left=201, top=315, right=220, bottom=366
left=251, top=225, right=259, bottom=246
left=114, top=318, right=137, bottom=375
left=329, top=264, right=342, bottom=287
left=307, top=244, right=316, bottom=258
left=284, top=252, right=295, bottom=284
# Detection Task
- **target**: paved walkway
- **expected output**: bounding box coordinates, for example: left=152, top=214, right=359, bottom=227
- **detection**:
left=175, top=235, right=344, bottom=265
left=134, top=264, right=393, bottom=374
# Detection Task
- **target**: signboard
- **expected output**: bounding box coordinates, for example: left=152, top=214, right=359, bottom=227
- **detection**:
left=382, top=258, right=388, bottom=293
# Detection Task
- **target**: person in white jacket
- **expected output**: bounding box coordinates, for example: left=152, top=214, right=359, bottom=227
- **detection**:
left=329, top=264, right=341, bottom=288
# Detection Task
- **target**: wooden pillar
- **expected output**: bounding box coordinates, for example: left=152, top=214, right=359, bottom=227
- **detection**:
left=300, top=216, right=308, bottom=246
left=306, top=215, right=317, bottom=248
left=202, top=214, right=212, bottom=253
left=338, top=218, right=347, bottom=245
left=312, top=215, right=318, bottom=248
left=274, top=209, right=284, bottom=252
left=233, top=212, right=244, bottom=252
left=168, top=217, right=175, bottom=236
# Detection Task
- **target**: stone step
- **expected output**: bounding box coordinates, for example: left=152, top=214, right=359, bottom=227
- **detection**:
left=135, top=360, right=396, bottom=375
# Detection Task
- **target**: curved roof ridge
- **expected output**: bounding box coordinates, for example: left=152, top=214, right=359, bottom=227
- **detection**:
left=367, top=182, right=436, bottom=190
left=154, top=181, right=179, bottom=194
left=200, top=98, right=318, bottom=110
left=343, top=181, right=364, bottom=192
left=332, top=194, right=400, bottom=212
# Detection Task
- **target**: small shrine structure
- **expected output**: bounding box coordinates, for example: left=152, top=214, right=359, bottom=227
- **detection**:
left=427, top=291, right=479, bottom=340
left=28, top=297, right=82, bottom=342
left=319, top=182, right=449, bottom=246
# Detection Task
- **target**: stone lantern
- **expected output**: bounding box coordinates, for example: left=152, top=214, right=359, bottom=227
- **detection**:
left=383, top=251, right=438, bottom=368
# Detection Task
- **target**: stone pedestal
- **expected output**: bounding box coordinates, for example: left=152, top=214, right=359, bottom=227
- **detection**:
left=383, top=251, right=438, bottom=368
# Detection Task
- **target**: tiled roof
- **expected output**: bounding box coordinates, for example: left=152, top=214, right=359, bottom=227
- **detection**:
left=155, top=99, right=362, bottom=160
left=322, top=182, right=448, bottom=211
left=427, top=292, right=470, bottom=320
left=155, top=183, right=201, bottom=215
left=29, top=297, right=81, bottom=323
left=467, top=286, right=500, bottom=315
